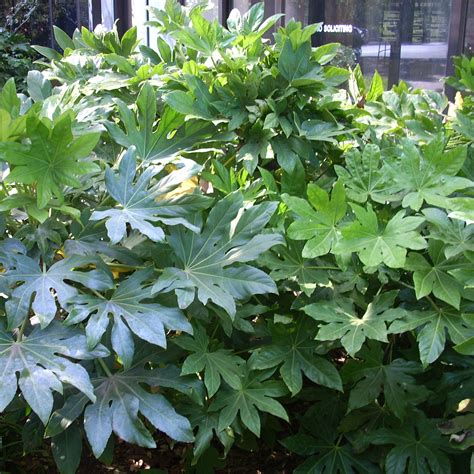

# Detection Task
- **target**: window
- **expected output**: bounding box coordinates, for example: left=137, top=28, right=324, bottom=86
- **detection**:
left=308, top=0, right=454, bottom=91
left=90, top=0, right=470, bottom=87
left=1, top=0, right=90, bottom=48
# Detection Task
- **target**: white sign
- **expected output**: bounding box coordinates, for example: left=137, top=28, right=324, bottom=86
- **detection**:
left=316, top=23, right=353, bottom=34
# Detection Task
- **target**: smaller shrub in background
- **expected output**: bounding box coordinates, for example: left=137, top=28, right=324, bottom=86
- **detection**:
left=0, top=29, right=36, bottom=91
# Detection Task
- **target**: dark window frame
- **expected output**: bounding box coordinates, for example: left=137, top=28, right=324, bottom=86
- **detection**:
left=447, top=0, right=470, bottom=70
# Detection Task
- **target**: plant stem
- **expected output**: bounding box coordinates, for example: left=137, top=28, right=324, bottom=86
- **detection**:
left=210, top=321, right=220, bottom=341
left=397, top=280, right=415, bottom=290
left=252, top=295, right=264, bottom=306
left=98, top=358, right=113, bottom=377
left=425, top=295, right=441, bottom=312
left=107, top=263, right=147, bottom=270
left=398, top=280, right=441, bottom=311
left=16, top=295, right=33, bottom=342
left=0, top=181, right=8, bottom=195
left=306, top=265, right=341, bottom=270
left=90, top=288, right=105, bottom=298
left=223, top=154, right=236, bottom=167
left=16, top=313, right=29, bottom=342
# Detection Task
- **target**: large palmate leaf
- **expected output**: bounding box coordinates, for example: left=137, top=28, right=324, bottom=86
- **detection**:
left=423, top=208, right=474, bottom=258
left=0, top=322, right=107, bottom=424
left=5, top=254, right=113, bottom=329
left=282, top=433, right=379, bottom=474
left=173, top=8, right=234, bottom=57
left=106, top=82, right=216, bottom=162
left=278, top=39, right=348, bottom=88
left=423, top=208, right=474, bottom=259
left=282, top=392, right=379, bottom=473
left=405, top=240, right=468, bottom=309
left=335, top=144, right=390, bottom=203
left=341, top=342, right=429, bottom=419
left=174, top=325, right=244, bottom=398
left=389, top=307, right=474, bottom=365
left=51, top=357, right=197, bottom=458
left=249, top=319, right=342, bottom=395
left=278, top=39, right=322, bottom=86
left=165, top=75, right=218, bottom=122
left=390, top=137, right=472, bottom=211
left=335, top=204, right=426, bottom=268
left=152, top=193, right=282, bottom=317
left=83, top=367, right=194, bottom=458
left=258, top=241, right=329, bottom=296
left=368, top=412, right=451, bottom=474
left=90, top=147, right=205, bottom=243
left=181, top=404, right=234, bottom=465
left=283, top=181, right=346, bottom=258
left=0, top=113, right=100, bottom=208
left=303, top=291, right=405, bottom=356
left=210, top=367, right=288, bottom=437
left=65, top=269, right=192, bottom=368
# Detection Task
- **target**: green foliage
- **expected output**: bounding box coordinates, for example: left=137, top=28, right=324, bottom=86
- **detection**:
left=0, top=29, right=35, bottom=91
left=0, top=1, right=472, bottom=472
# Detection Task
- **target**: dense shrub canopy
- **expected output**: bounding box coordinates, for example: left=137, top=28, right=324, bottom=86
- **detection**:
left=0, top=2, right=473, bottom=472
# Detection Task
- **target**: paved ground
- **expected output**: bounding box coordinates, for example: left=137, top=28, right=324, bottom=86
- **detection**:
left=362, top=42, right=448, bottom=59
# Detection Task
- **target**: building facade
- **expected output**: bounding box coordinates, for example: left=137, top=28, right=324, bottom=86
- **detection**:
left=94, top=0, right=474, bottom=91
left=1, top=0, right=472, bottom=91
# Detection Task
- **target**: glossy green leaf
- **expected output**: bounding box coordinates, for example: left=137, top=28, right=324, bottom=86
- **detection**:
left=249, top=319, right=342, bottom=395
left=405, top=240, right=467, bottom=309
left=0, top=114, right=100, bottom=208
left=335, top=144, right=390, bottom=203
left=152, top=193, right=282, bottom=316
left=106, top=83, right=216, bottom=162
left=284, top=181, right=346, bottom=258
left=368, top=412, right=451, bottom=474
left=90, top=147, right=204, bottom=243
left=51, top=425, right=82, bottom=474
left=83, top=362, right=195, bottom=458
left=391, top=137, right=472, bottom=211
left=389, top=307, right=474, bottom=365
left=175, top=324, right=244, bottom=397
left=335, top=204, right=426, bottom=268
left=342, top=342, right=429, bottom=418
left=303, top=291, right=405, bottom=356
left=211, top=367, right=288, bottom=437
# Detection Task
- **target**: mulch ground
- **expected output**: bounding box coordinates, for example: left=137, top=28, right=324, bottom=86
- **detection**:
left=6, top=437, right=298, bottom=473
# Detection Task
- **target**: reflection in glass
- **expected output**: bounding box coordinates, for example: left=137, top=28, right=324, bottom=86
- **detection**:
left=396, top=0, right=452, bottom=90
left=232, top=0, right=252, bottom=14
left=310, top=0, right=453, bottom=91
left=465, top=0, right=474, bottom=55
left=285, top=0, right=309, bottom=25
left=186, top=0, right=218, bottom=21
left=0, top=0, right=90, bottom=47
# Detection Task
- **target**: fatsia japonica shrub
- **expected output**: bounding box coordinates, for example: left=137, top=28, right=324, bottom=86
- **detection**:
left=0, top=1, right=473, bottom=472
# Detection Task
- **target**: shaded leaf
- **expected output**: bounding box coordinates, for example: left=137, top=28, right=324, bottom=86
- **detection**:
left=65, top=269, right=192, bottom=368
left=0, top=322, right=107, bottom=424
left=303, top=291, right=405, bottom=356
